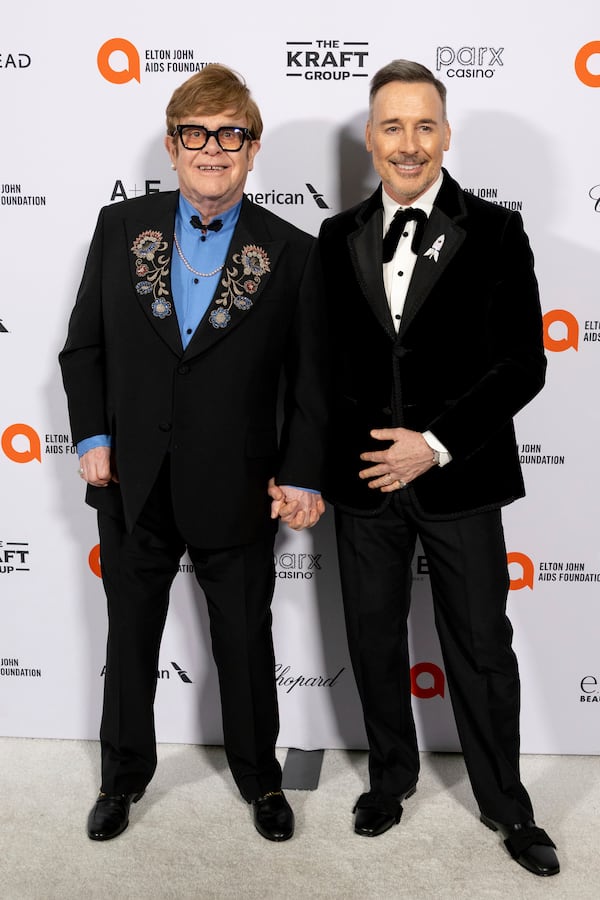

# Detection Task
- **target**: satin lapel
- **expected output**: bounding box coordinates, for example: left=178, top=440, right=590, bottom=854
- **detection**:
left=125, top=195, right=183, bottom=357
left=183, top=204, right=283, bottom=359
left=348, top=203, right=395, bottom=339
left=397, top=206, right=466, bottom=339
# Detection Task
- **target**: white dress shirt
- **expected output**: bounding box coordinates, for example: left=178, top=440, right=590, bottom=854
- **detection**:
left=381, top=174, right=451, bottom=466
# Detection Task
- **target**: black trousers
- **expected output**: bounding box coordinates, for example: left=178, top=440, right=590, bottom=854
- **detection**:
left=96, top=463, right=281, bottom=802
left=335, top=489, right=534, bottom=824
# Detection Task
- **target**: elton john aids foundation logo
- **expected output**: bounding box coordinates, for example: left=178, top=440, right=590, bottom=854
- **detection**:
left=543, top=310, right=579, bottom=352
left=411, top=663, right=445, bottom=699
left=97, top=38, right=212, bottom=83
left=575, top=42, right=600, bottom=87
left=89, top=545, right=102, bottom=578
left=1, top=424, right=41, bottom=463
left=98, top=38, right=140, bottom=83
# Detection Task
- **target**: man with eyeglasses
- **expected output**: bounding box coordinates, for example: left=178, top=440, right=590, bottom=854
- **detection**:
left=59, top=64, right=327, bottom=843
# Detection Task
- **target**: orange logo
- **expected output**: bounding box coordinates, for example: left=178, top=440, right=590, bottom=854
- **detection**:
left=1, top=424, right=41, bottom=463
left=410, top=662, right=445, bottom=698
left=508, top=552, right=534, bottom=590
left=97, top=38, right=140, bottom=84
left=543, top=309, right=579, bottom=352
left=88, top=544, right=102, bottom=578
left=575, top=41, right=600, bottom=87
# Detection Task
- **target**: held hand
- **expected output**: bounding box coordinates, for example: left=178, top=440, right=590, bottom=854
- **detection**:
left=268, top=479, right=325, bottom=530
left=79, top=446, right=118, bottom=488
left=359, top=427, right=436, bottom=492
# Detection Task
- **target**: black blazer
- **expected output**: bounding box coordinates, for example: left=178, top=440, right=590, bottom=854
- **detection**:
left=318, top=169, right=546, bottom=519
left=60, top=191, right=328, bottom=547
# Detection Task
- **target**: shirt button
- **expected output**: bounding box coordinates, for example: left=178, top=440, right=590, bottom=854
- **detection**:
left=186, top=328, right=193, bottom=335
left=397, top=271, right=404, bottom=277
left=193, top=278, right=199, bottom=284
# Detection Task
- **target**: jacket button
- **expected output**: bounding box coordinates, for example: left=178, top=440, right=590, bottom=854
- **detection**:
left=178, top=364, right=190, bottom=375
left=158, top=423, right=172, bottom=432
left=393, top=345, right=409, bottom=358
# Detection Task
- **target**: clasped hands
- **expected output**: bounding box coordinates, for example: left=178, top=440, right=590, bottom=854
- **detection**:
left=268, top=479, right=325, bottom=531
left=359, top=427, right=436, bottom=492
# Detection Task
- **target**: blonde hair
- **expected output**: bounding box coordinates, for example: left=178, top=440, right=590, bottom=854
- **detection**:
left=165, top=64, right=263, bottom=139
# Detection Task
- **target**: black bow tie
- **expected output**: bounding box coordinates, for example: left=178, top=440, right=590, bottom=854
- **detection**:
left=382, top=207, right=427, bottom=262
left=190, top=215, right=223, bottom=234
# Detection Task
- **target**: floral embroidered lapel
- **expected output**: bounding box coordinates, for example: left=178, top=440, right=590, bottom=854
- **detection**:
left=126, top=194, right=183, bottom=357
left=207, top=242, right=271, bottom=330
left=126, top=193, right=283, bottom=360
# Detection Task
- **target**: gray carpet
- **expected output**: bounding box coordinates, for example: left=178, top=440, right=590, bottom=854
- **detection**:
left=1, top=738, right=598, bottom=899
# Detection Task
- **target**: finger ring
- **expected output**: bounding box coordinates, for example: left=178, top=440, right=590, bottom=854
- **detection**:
left=78, top=467, right=84, bottom=476
left=386, top=474, right=393, bottom=483
left=398, top=480, right=406, bottom=489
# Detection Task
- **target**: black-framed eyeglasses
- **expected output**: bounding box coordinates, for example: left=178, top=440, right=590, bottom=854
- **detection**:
left=173, top=124, right=253, bottom=152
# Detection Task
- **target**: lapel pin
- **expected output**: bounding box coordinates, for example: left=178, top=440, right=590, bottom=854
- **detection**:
left=424, top=234, right=445, bottom=262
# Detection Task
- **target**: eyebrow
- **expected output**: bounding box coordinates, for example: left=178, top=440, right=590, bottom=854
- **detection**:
left=379, top=117, right=438, bottom=126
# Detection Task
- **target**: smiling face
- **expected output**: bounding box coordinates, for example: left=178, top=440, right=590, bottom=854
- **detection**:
left=366, top=80, right=451, bottom=206
left=165, top=108, right=260, bottom=219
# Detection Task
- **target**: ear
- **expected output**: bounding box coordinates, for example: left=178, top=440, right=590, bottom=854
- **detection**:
left=444, top=121, right=451, bottom=152
left=164, top=134, right=178, bottom=168
left=365, top=119, right=373, bottom=153
left=246, top=139, right=261, bottom=172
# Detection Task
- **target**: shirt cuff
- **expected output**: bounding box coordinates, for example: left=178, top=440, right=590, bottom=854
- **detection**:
left=77, top=434, right=112, bottom=458
left=422, top=430, right=451, bottom=468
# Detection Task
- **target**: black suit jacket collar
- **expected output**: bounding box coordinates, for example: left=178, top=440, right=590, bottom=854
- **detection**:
left=347, top=170, right=468, bottom=339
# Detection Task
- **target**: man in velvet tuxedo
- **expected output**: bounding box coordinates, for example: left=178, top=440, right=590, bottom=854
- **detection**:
left=59, top=65, right=327, bottom=843
left=318, top=60, right=559, bottom=876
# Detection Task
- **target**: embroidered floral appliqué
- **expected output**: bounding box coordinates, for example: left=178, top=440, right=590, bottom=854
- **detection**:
left=131, top=230, right=172, bottom=318
left=211, top=244, right=270, bottom=328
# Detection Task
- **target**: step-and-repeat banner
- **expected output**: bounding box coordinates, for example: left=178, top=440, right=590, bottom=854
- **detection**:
left=2, top=1, right=599, bottom=754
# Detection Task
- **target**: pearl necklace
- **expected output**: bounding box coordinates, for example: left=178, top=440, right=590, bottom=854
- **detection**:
left=173, top=232, right=225, bottom=278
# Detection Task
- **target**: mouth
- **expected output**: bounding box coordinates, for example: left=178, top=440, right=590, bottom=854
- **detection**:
left=390, top=160, right=425, bottom=174
left=197, top=165, right=227, bottom=172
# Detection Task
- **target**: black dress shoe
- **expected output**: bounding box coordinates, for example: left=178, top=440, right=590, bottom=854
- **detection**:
left=353, top=785, right=417, bottom=837
left=87, top=790, right=145, bottom=841
left=252, top=790, right=294, bottom=841
left=480, top=814, right=560, bottom=876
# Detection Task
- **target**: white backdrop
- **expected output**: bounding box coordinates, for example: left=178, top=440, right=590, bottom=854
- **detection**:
left=1, top=0, right=599, bottom=755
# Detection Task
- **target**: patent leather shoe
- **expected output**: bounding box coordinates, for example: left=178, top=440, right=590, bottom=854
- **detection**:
left=353, top=785, right=417, bottom=837
left=480, top=814, right=559, bottom=876
left=87, top=790, right=145, bottom=841
left=252, top=790, right=294, bottom=841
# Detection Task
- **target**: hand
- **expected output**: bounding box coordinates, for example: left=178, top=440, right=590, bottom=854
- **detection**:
left=78, top=446, right=118, bottom=487
left=268, top=479, right=325, bottom=530
left=359, top=427, right=436, bottom=492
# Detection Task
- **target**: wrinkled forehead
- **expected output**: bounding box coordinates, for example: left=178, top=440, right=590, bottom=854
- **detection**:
left=176, top=107, right=247, bottom=127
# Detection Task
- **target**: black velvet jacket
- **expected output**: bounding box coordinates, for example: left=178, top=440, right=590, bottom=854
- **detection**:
left=318, top=170, right=546, bottom=518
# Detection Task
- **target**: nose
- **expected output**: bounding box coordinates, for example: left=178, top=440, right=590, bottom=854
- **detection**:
left=203, top=134, right=222, bottom=153
left=397, top=128, right=419, bottom=154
